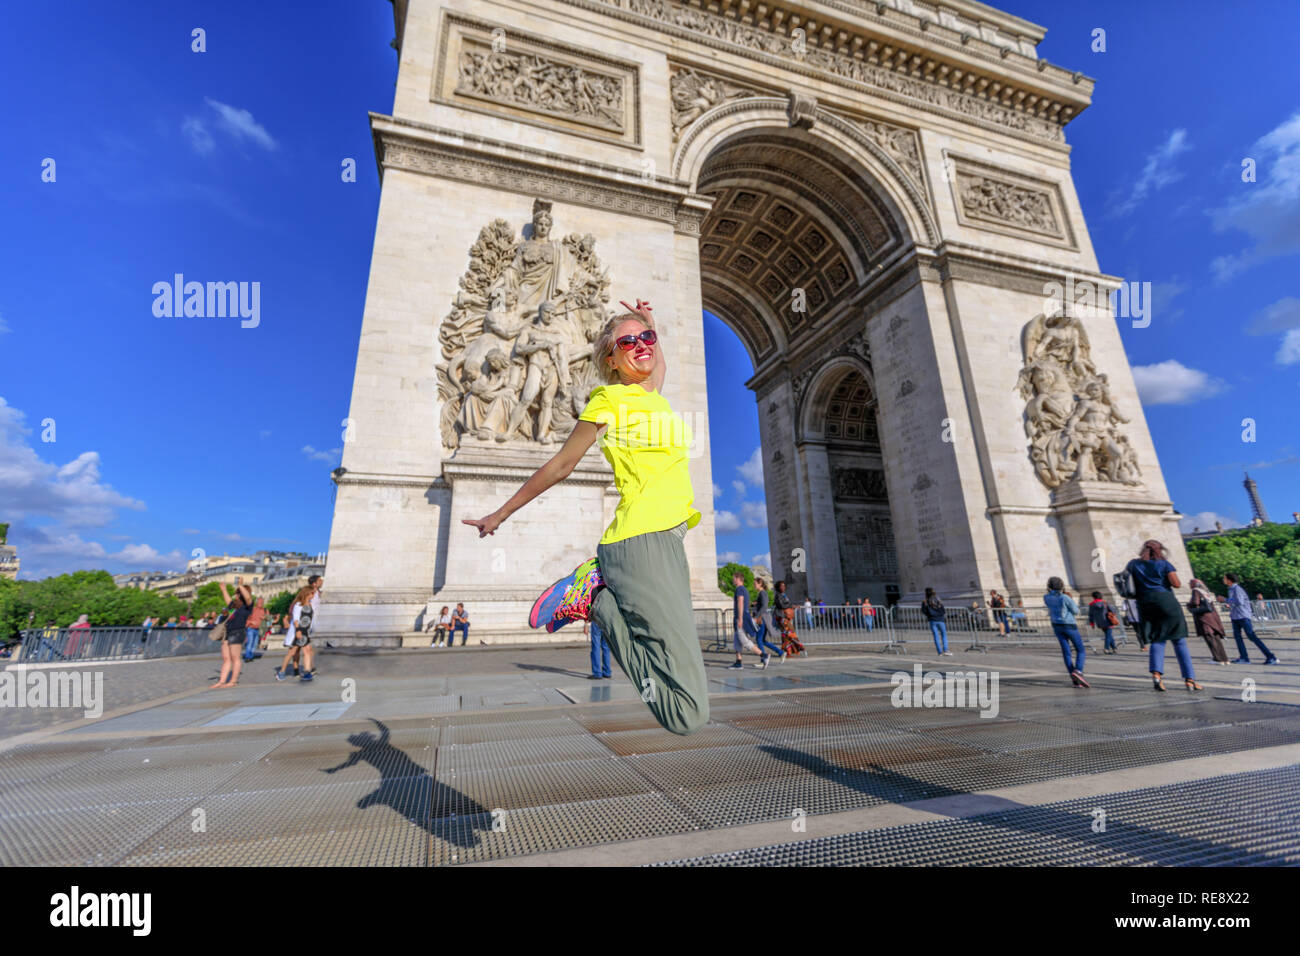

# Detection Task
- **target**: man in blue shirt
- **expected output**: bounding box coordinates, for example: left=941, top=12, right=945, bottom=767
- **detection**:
left=731, top=573, right=762, bottom=669
left=1223, top=573, right=1279, bottom=664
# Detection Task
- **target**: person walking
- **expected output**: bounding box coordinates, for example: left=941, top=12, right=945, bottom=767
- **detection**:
left=211, top=581, right=253, bottom=688
left=861, top=596, right=875, bottom=633
left=1223, top=572, right=1279, bottom=665
left=1187, top=578, right=1230, bottom=665
left=243, top=597, right=268, bottom=662
left=989, top=590, right=1009, bottom=637
left=1086, top=591, right=1121, bottom=654
left=1045, top=577, right=1089, bottom=687
left=1125, top=540, right=1201, bottom=691
left=276, top=575, right=322, bottom=682
left=466, top=298, right=709, bottom=735
left=449, top=603, right=470, bottom=647
left=585, top=619, right=612, bottom=679
left=802, top=597, right=813, bottom=631
left=921, top=588, right=950, bottom=656
left=774, top=579, right=802, bottom=657
left=752, top=577, right=785, bottom=663
left=431, top=606, right=451, bottom=647
left=729, top=572, right=766, bottom=669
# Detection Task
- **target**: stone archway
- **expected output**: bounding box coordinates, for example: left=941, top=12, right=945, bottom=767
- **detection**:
left=686, top=111, right=920, bottom=604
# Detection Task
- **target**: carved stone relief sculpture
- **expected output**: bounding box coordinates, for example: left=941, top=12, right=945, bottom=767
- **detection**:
left=669, top=67, right=763, bottom=141
left=1016, top=310, right=1142, bottom=489
left=439, top=199, right=613, bottom=451
left=456, top=42, right=626, bottom=132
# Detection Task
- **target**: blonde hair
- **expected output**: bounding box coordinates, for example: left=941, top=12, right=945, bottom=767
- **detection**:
left=593, top=312, right=652, bottom=385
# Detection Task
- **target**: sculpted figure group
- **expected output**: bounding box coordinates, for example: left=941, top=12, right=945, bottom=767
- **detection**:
left=1016, top=310, right=1142, bottom=489
left=439, top=200, right=613, bottom=450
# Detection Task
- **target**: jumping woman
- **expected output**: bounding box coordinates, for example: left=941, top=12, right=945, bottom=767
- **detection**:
left=464, top=299, right=709, bottom=735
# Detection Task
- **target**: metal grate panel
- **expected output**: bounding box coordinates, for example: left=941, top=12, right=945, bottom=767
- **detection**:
left=656, top=764, right=1300, bottom=867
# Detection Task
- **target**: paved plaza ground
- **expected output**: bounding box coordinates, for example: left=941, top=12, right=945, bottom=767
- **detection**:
left=2, top=634, right=1299, bottom=866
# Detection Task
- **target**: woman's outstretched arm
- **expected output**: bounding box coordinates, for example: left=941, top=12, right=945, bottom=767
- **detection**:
left=462, top=420, right=603, bottom=537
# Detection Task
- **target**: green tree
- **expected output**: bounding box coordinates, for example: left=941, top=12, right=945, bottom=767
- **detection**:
left=1186, top=523, right=1300, bottom=598
left=189, top=582, right=228, bottom=618
left=0, top=571, right=192, bottom=640
left=718, top=562, right=754, bottom=598
left=266, top=590, right=297, bottom=619
left=0, top=522, right=9, bottom=544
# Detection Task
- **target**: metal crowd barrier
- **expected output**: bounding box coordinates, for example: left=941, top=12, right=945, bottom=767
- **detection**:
left=16, top=627, right=223, bottom=664
left=782, top=604, right=895, bottom=649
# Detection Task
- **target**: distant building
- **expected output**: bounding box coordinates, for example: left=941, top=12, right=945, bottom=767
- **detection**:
left=250, top=563, right=326, bottom=601
left=115, top=548, right=325, bottom=600
left=0, top=544, right=18, bottom=581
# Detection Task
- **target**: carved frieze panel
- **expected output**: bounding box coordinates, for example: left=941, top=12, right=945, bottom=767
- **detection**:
left=669, top=65, right=766, bottom=143
left=834, top=467, right=888, bottom=501
left=946, top=154, right=1077, bottom=247
left=435, top=15, right=641, bottom=147
left=854, top=119, right=927, bottom=205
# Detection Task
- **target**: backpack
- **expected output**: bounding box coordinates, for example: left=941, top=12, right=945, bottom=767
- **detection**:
left=1113, top=568, right=1136, bottom=600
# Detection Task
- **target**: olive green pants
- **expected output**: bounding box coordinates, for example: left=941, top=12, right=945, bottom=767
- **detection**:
left=592, top=522, right=710, bottom=736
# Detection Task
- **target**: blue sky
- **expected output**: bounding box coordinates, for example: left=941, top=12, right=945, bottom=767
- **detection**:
left=1, top=1, right=1297, bottom=580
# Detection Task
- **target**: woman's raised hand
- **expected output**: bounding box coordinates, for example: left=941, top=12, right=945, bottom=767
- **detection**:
left=462, top=513, right=504, bottom=538
left=619, top=298, right=654, bottom=326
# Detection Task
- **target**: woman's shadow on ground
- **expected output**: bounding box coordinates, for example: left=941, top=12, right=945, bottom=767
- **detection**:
left=322, top=718, right=491, bottom=850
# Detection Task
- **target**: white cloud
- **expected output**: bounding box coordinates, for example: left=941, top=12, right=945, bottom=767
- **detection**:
left=0, top=312, right=10, bottom=334
left=184, top=100, right=279, bottom=157
left=302, top=445, right=342, bottom=463
left=714, top=510, right=741, bottom=534
left=717, top=551, right=742, bottom=565
left=0, top=396, right=144, bottom=526
left=14, top=527, right=185, bottom=579
left=741, top=501, right=768, bottom=528
left=737, top=446, right=764, bottom=489
left=731, top=479, right=746, bottom=496
left=1178, top=511, right=1243, bottom=534
left=751, top=552, right=771, bottom=568
left=712, top=482, right=723, bottom=500
left=205, top=98, right=278, bottom=151
left=1131, top=360, right=1228, bottom=405
left=1211, top=111, right=1300, bottom=280
left=1111, top=129, right=1191, bottom=216
left=182, top=116, right=214, bottom=154
left=1279, top=330, right=1300, bottom=365
left=259, top=429, right=271, bottom=439
left=117, top=543, right=185, bottom=567
left=1246, top=297, right=1300, bottom=365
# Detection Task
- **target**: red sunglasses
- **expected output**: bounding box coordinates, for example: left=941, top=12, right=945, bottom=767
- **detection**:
left=615, top=329, right=657, bottom=350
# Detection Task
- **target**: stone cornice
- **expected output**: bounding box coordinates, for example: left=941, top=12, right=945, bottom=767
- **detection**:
left=334, top=471, right=444, bottom=488
left=370, top=114, right=703, bottom=228
left=442, top=459, right=615, bottom=487
left=932, top=240, right=1123, bottom=292
left=553, top=0, right=1089, bottom=146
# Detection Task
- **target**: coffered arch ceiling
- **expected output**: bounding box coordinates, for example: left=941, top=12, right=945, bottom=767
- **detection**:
left=697, top=129, right=905, bottom=367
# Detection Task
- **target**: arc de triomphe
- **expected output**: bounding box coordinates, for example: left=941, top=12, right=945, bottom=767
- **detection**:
left=320, top=0, right=1189, bottom=639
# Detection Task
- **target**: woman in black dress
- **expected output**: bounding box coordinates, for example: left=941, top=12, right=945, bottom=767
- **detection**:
left=1125, top=540, right=1202, bottom=692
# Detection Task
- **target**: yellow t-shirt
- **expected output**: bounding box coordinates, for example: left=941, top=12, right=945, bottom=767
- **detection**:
left=579, top=383, right=702, bottom=544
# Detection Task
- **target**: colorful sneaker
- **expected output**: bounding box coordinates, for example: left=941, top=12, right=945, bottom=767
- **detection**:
left=529, top=557, right=603, bottom=633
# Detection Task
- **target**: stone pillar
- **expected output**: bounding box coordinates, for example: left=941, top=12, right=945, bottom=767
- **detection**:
left=1051, top=480, right=1189, bottom=601
left=793, top=438, right=846, bottom=603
